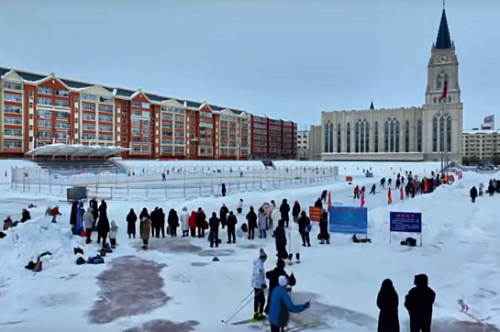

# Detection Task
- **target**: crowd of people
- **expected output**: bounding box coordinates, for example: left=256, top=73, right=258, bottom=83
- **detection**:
left=470, top=178, right=500, bottom=202
left=249, top=247, right=435, bottom=332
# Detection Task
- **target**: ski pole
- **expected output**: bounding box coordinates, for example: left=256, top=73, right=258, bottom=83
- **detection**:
left=235, top=289, right=254, bottom=308
left=221, top=294, right=255, bottom=323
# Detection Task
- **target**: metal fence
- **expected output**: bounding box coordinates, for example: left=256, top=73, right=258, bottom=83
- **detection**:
left=11, top=164, right=340, bottom=200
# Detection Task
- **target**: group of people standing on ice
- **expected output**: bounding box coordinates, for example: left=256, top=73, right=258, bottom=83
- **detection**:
left=120, top=193, right=329, bottom=259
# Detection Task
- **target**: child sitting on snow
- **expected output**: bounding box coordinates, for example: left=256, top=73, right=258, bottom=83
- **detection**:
left=109, top=220, right=118, bottom=249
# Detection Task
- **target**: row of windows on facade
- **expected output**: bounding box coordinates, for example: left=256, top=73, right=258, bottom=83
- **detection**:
left=323, top=118, right=452, bottom=153
left=2, top=87, right=251, bottom=121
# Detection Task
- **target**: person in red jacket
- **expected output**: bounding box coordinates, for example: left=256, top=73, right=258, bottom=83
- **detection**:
left=50, top=206, right=61, bottom=223
left=188, top=211, right=197, bottom=237
left=353, top=186, right=360, bottom=199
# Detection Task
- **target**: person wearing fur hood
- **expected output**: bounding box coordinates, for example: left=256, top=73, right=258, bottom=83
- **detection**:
left=109, top=220, right=118, bottom=248
left=83, top=207, right=94, bottom=244
left=287, top=220, right=302, bottom=264
left=140, top=216, right=151, bottom=250
left=180, top=207, right=189, bottom=237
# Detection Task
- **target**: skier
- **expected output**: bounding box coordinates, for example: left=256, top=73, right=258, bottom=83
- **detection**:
left=268, top=275, right=310, bottom=332
left=265, top=259, right=296, bottom=314
left=251, top=248, right=268, bottom=320
left=353, top=186, right=360, bottom=199
left=370, top=184, right=376, bottom=195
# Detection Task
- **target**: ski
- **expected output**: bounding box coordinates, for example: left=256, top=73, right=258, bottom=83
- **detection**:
left=286, top=322, right=315, bottom=332
left=231, top=318, right=262, bottom=325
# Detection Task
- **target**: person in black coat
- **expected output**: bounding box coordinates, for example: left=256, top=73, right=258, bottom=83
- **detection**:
left=246, top=206, right=257, bottom=240
left=20, top=209, right=31, bottom=223
left=220, top=204, right=229, bottom=228
left=126, top=208, right=137, bottom=239
left=298, top=211, right=311, bottom=246
left=318, top=210, right=329, bottom=244
left=470, top=186, right=478, bottom=203
left=320, top=190, right=327, bottom=202
left=274, top=219, right=287, bottom=259
left=96, top=200, right=110, bottom=248
left=226, top=211, right=237, bottom=244
left=314, top=198, right=323, bottom=208
left=157, top=208, right=166, bottom=238
left=195, top=208, right=206, bottom=238
left=264, top=258, right=297, bottom=314
left=404, top=274, right=435, bottom=332
left=90, top=198, right=99, bottom=229
left=221, top=183, right=226, bottom=197
left=291, top=201, right=301, bottom=223
left=377, top=279, right=400, bottom=332
left=167, top=209, right=179, bottom=237
left=151, top=207, right=159, bottom=237
left=209, top=212, right=220, bottom=247
left=280, top=199, right=290, bottom=227
left=70, top=201, right=78, bottom=229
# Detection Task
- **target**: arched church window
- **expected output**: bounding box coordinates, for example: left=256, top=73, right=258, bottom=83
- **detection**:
left=433, top=97, right=437, bottom=104
left=364, top=121, right=369, bottom=153
left=436, top=74, right=443, bottom=91
left=405, top=120, right=410, bottom=152
left=384, top=121, right=389, bottom=152
left=360, top=120, right=365, bottom=153
left=432, top=117, right=438, bottom=152
left=439, top=116, right=445, bottom=152
left=324, top=121, right=330, bottom=153
left=417, top=120, right=422, bottom=152
left=374, top=121, right=379, bottom=153
left=329, top=123, right=334, bottom=153
left=337, top=123, right=341, bottom=153
left=395, top=121, right=400, bottom=153
left=448, top=95, right=451, bottom=103
left=389, top=120, right=395, bottom=152
left=346, top=122, right=351, bottom=153
left=355, top=122, right=360, bottom=153
left=446, top=117, right=452, bottom=152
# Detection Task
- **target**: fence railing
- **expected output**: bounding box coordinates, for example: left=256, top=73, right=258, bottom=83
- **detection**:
left=11, top=165, right=340, bottom=200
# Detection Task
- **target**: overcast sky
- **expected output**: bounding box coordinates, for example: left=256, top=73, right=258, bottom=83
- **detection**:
left=1, top=0, right=499, bottom=130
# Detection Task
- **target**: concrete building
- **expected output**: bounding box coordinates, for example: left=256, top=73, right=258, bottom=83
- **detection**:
left=480, top=115, right=494, bottom=130
left=308, top=125, right=322, bottom=160
left=320, top=8, right=463, bottom=162
left=0, top=67, right=297, bottom=159
left=462, top=130, right=500, bottom=161
left=297, top=130, right=309, bottom=159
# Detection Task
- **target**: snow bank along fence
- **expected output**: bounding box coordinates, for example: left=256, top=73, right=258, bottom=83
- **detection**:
left=10, top=164, right=340, bottom=200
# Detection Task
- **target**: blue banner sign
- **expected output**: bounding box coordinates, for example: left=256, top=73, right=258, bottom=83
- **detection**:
left=365, top=172, right=373, bottom=178
left=329, top=206, right=368, bottom=234
left=389, top=212, right=422, bottom=233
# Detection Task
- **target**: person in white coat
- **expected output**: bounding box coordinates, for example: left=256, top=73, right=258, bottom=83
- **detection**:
left=180, top=207, right=189, bottom=237
left=109, top=220, right=118, bottom=248
left=286, top=221, right=301, bottom=265
left=83, top=207, right=94, bottom=244
left=270, top=207, right=280, bottom=232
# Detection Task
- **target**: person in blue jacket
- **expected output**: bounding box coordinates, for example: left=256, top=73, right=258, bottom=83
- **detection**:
left=268, top=275, right=310, bottom=332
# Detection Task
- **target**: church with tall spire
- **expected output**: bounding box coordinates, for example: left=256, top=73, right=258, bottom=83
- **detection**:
left=320, top=5, right=463, bottom=162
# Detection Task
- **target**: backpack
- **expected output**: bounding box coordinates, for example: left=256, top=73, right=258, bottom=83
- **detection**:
left=241, top=223, right=248, bottom=232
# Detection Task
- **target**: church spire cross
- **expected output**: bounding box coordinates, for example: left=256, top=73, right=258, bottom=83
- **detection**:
left=435, top=4, right=452, bottom=49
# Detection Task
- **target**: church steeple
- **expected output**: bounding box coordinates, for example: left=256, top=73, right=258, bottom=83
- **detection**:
left=435, top=3, right=452, bottom=49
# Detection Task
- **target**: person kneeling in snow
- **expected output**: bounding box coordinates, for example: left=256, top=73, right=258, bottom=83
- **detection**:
left=109, top=220, right=118, bottom=249
left=268, top=275, right=310, bottom=332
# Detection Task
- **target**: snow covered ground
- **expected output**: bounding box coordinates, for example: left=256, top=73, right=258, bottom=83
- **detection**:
left=1, top=159, right=499, bottom=332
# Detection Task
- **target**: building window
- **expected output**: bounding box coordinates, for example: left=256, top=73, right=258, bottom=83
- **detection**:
left=417, top=120, right=422, bottom=152
left=355, top=122, right=360, bottom=153
left=374, top=121, right=379, bottom=153
left=405, top=120, right=410, bottom=152
left=346, top=122, right=351, bottom=153
left=446, top=117, right=452, bottom=152
left=37, top=87, right=52, bottom=95
left=324, top=122, right=329, bottom=153
left=389, top=120, right=395, bottom=152
left=436, top=75, right=443, bottom=91
left=364, top=122, right=369, bottom=153
left=5, top=93, right=22, bottom=102
left=337, top=123, right=341, bottom=153
left=448, top=95, right=451, bottom=103
left=384, top=121, right=389, bottom=152
left=432, top=117, right=438, bottom=152
left=3, top=141, right=22, bottom=149
left=433, top=97, right=437, bottom=103
left=328, top=123, right=333, bottom=153
left=439, top=116, right=445, bottom=152
left=394, top=121, right=400, bottom=153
